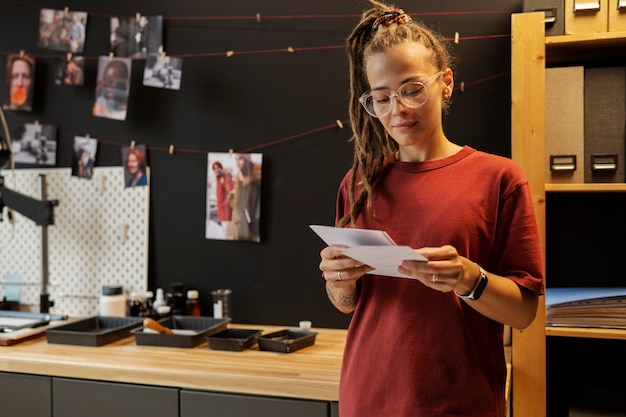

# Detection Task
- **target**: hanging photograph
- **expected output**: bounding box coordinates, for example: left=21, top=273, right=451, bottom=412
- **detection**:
left=71, top=136, right=97, bottom=180
left=38, top=8, right=87, bottom=54
left=54, top=55, right=85, bottom=86
left=92, top=56, right=131, bottom=121
left=3, top=53, right=35, bottom=112
left=143, top=54, right=183, bottom=90
left=11, top=122, right=57, bottom=166
left=206, top=152, right=262, bottom=242
left=110, top=15, right=163, bottom=58
left=121, top=145, right=149, bottom=188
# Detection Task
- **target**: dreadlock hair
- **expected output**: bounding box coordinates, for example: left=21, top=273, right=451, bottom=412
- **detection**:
left=339, top=0, right=453, bottom=227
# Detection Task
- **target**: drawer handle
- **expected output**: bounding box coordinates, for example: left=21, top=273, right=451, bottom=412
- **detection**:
left=532, top=8, right=557, bottom=24
left=591, top=154, right=618, bottom=172
left=550, top=155, right=577, bottom=172
left=573, top=0, right=601, bottom=11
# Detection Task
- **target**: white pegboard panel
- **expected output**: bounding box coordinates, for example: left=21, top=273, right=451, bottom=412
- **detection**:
left=0, top=167, right=149, bottom=316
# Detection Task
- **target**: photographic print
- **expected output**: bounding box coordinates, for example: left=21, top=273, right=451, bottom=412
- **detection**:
left=11, top=122, right=57, bottom=165
left=143, top=54, right=183, bottom=90
left=111, top=15, right=163, bottom=58
left=121, top=145, right=149, bottom=188
left=206, top=152, right=262, bottom=242
left=92, top=56, right=131, bottom=121
left=71, top=136, right=97, bottom=180
left=38, top=9, right=87, bottom=54
left=3, top=53, right=35, bottom=112
left=54, top=55, right=85, bottom=86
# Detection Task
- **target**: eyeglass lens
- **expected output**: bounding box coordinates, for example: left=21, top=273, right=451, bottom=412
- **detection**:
left=360, top=71, right=443, bottom=118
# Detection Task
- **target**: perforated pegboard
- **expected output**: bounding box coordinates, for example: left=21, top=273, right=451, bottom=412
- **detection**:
left=0, top=167, right=149, bottom=316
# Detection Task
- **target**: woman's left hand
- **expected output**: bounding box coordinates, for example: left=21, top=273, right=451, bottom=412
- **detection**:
left=398, top=245, right=478, bottom=293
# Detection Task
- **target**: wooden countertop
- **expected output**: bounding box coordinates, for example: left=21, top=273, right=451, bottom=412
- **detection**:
left=0, top=323, right=346, bottom=401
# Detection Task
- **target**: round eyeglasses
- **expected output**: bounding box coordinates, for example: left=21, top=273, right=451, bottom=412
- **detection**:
left=358, top=71, right=444, bottom=118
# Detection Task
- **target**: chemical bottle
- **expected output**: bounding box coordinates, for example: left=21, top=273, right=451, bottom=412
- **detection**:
left=142, top=290, right=157, bottom=319
left=153, top=288, right=167, bottom=311
left=99, top=285, right=126, bottom=317
left=129, top=292, right=143, bottom=317
left=186, top=290, right=202, bottom=316
left=168, top=282, right=187, bottom=315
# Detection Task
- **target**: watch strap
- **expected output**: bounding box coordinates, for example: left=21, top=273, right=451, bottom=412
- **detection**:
left=455, top=263, right=488, bottom=300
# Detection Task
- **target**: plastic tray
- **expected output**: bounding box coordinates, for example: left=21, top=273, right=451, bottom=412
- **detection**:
left=44, top=316, right=143, bottom=347
left=206, top=328, right=262, bottom=352
left=132, top=316, right=230, bottom=348
left=257, top=329, right=317, bottom=353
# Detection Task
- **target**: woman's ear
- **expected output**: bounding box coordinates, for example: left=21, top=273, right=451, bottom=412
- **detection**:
left=442, top=68, right=454, bottom=99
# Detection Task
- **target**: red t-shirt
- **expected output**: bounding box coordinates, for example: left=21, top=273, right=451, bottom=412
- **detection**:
left=336, top=146, right=544, bottom=417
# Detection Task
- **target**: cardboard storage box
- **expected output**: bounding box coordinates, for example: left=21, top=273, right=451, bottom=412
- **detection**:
left=608, top=0, right=626, bottom=32
left=565, top=0, right=608, bottom=34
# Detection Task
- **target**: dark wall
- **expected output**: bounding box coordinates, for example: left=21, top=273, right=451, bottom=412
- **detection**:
left=0, top=0, right=522, bottom=328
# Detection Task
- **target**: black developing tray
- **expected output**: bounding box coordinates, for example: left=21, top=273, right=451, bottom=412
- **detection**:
left=206, top=328, right=262, bottom=352
left=257, top=329, right=317, bottom=353
left=44, top=316, right=143, bottom=347
left=133, top=316, right=230, bottom=348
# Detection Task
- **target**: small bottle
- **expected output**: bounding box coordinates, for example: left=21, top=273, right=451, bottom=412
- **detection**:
left=168, top=282, right=187, bottom=315
left=142, top=290, right=156, bottom=319
left=99, top=285, right=126, bottom=317
left=153, top=288, right=167, bottom=311
left=129, top=292, right=143, bottom=317
left=186, top=290, right=201, bottom=317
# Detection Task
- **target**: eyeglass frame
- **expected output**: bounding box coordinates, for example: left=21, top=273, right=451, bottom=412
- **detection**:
left=358, top=70, right=444, bottom=118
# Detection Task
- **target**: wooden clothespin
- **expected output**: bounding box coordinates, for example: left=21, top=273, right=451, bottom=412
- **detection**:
left=287, top=46, right=294, bottom=53
left=226, top=50, right=234, bottom=57
left=34, top=120, right=40, bottom=126
left=336, top=119, right=344, bottom=129
left=19, top=50, right=24, bottom=58
left=460, top=81, right=465, bottom=93
left=67, top=53, right=72, bottom=62
left=228, top=149, right=234, bottom=155
left=64, top=6, right=69, bottom=14
left=108, top=52, right=114, bottom=60
left=168, top=145, right=174, bottom=154
left=256, top=13, right=261, bottom=23
left=136, top=12, right=141, bottom=22
left=130, top=140, right=136, bottom=149
left=454, top=32, right=460, bottom=44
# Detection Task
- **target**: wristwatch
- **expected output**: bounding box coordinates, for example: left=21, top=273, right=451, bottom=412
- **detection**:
left=455, top=263, right=488, bottom=301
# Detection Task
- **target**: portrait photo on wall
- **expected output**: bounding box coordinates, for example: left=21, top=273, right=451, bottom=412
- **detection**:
left=54, top=55, right=85, bottom=86
left=143, top=54, right=183, bottom=90
left=3, top=53, right=35, bottom=112
left=11, top=122, right=57, bottom=166
left=38, top=9, right=88, bottom=54
left=71, top=136, right=97, bottom=180
left=92, top=56, right=131, bottom=121
left=121, top=145, right=149, bottom=188
left=110, top=15, right=163, bottom=58
left=206, top=152, right=262, bottom=243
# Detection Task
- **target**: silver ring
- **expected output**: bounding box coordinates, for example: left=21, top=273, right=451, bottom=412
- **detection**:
left=337, top=271, right=342, bottom=281
left=432, top=273, right=438, bottom=283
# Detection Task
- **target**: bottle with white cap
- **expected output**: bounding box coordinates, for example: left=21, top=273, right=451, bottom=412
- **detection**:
left=186, top=290, right=201, bottom=317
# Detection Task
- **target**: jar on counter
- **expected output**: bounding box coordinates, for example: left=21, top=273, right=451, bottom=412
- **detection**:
left=186, top=290, right=201, bottom=317
left=99, top=285, right=126, bottom=317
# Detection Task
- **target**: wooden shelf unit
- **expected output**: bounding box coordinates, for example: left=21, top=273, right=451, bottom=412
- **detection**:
left=511, top=12, right=626, bottom=417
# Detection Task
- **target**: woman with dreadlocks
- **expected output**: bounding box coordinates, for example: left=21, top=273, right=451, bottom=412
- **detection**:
left=318, top=1, right=544, bottom=415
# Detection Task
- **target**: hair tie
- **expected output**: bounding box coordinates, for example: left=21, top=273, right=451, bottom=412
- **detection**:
left=372, top=9, right=412, bottom=33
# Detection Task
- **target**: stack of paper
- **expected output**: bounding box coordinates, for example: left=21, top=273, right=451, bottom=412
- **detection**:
left=546, top=287, right=626, bottom=329
left=309, top=225, right=427, bottom=279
